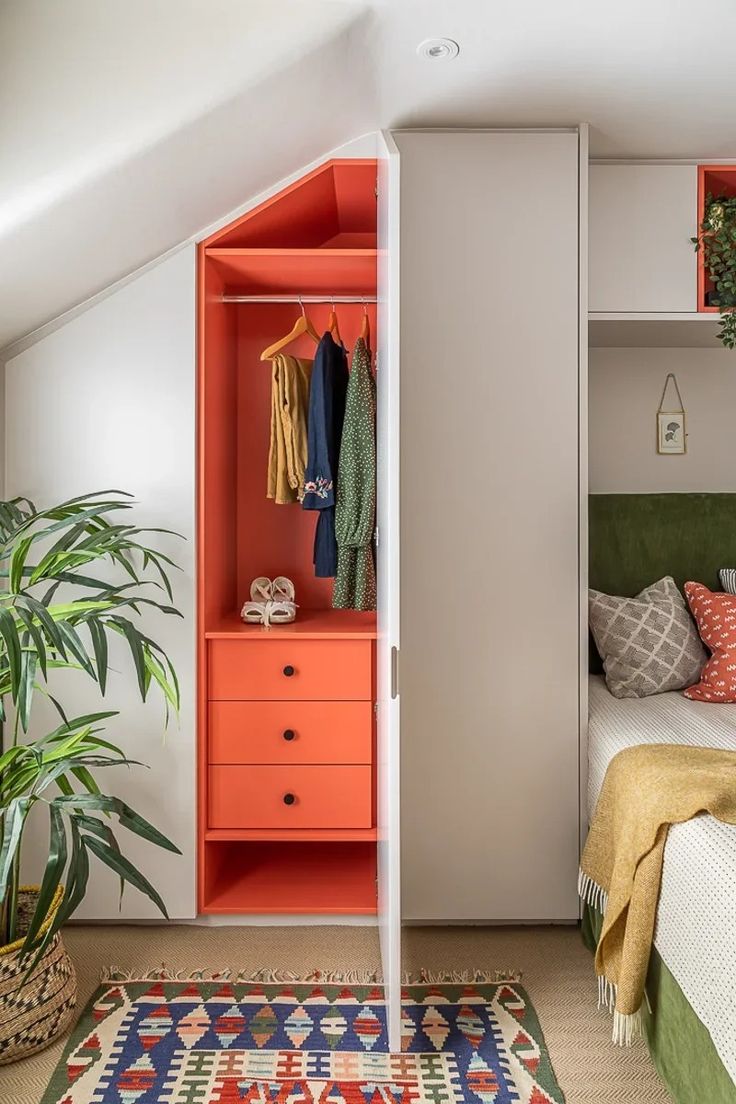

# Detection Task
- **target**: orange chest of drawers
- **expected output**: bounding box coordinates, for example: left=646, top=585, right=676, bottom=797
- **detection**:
left=207, top=638, right=375, bottom=833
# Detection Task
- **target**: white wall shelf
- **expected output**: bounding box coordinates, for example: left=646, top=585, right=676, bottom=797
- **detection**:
left=589, top=312, right=723, bottom=348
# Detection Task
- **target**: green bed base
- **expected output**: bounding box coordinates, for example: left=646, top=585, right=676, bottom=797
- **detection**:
left=587, top=493, right=736, bottom=1099
left=582, top=906, right=736, bottom=1102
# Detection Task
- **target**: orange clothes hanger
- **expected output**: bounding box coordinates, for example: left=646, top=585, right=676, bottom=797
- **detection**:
left=327, top=298, right=342, bottom=345
left=360, top=298, right=370, bottom=346
left=260, top=299, right=320, bottom=361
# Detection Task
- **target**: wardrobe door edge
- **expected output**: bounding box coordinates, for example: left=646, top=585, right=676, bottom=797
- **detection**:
left=376, top=128, right=402, bottom=1053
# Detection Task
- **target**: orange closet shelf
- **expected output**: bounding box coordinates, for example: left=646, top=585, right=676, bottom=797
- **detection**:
left=205, top=609, right=377, bottom=639
left=201, top=841, right=377, bottom=915
left=697, top=165, right=736, bottom=312
left=205, top=828, right=378, bottom=842
left=205, top=248, right=377, bottom=296
left=204, top=160, right=377, bottom=250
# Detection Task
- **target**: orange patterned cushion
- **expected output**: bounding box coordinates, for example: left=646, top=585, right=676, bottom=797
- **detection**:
left=684, top=582, right=736, bottom=702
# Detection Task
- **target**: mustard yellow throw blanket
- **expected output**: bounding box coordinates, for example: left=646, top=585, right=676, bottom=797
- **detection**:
left=579, top=743, right=736, bottom=1045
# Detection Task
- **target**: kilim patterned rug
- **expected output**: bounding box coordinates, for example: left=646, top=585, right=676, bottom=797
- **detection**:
left=38, top=971, right=565, bottom=1104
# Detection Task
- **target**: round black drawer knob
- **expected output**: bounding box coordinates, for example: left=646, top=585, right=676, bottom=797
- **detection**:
left=283, top=665, right=295, bottom=677
left=283, top=792, right=296, bottom=806
left=282, top=729, right=295, bottom=741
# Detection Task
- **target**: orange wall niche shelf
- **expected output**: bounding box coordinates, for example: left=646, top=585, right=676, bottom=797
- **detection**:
left=197, top=159, right=379, bottom=916
left=697, top=165, right=736, bottom=312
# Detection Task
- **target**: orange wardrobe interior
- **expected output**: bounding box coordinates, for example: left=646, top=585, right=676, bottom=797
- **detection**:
left=697, top=165, right=736, bottom=311
left=197, top=159, right=379, bottom=914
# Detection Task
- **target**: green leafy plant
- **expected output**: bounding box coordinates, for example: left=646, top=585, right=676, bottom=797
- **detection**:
left=692, top=193, right=736, bottom=349
left=0, top=491, right=183, bottom=969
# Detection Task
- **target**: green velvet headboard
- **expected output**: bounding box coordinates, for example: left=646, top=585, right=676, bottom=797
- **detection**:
left=589, top=493, right=736, bottom=669
left=589, top=493, right=736, bottom=597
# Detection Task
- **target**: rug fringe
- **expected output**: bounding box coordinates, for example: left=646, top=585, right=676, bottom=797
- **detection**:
left=102, top=966, right=230, bottom=983
left=100, top=966, right=522, bottom=985
left=100, top=967, right=383, bottom=984
left=402, top=969, right=522, bottom=985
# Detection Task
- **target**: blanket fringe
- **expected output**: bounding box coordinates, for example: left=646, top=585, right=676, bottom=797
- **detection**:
left=612, top=1008, right=643, bottom=1047
left=597, top=974, right=646, bottom=1046
left=100, top=966, right=522, bottom=986
left=578, top=868, right=609, bottom=914
left=584, top=871, right=647, bottom=1049
left=597, top=973, right=616, bottom=1013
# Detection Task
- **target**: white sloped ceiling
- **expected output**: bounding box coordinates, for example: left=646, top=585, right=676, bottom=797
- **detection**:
left=0, top=0, right=376, bottom=350
left=3, top=0, right=736, bottom=352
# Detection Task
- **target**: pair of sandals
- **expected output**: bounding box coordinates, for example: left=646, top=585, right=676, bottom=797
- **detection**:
left=241, top=576, right=297, bottom=628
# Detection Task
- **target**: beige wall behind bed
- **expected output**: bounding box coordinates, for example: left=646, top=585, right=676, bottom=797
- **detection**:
left=589, top=346, right=736, bottom=494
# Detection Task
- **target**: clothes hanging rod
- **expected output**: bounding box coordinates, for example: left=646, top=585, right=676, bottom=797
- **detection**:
left=221, top=295, right=378, bottom=304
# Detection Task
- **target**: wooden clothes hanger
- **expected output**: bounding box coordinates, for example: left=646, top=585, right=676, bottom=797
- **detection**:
left=360, top=298, right=371, bottom=346
left=260, top=299, right=320, bottom=361
left=327, top=298, right=342, bottom=345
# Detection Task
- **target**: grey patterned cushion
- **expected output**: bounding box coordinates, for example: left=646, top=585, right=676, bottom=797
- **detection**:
left=720, top=568, right=736, bottom=595
left=589, top=576, right=706, bottom=698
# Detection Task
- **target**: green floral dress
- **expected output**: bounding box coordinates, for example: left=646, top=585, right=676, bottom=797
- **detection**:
left=333, top=338, right=377, bottom=611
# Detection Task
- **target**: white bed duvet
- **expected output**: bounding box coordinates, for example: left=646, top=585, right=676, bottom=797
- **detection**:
left=588, top=675, right=736, bottom=1080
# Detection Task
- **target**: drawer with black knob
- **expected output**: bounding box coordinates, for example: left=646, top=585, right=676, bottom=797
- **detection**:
left=208, top=765, right=372, bottom=828
left=208, top=701, right=373, bottom=764
left=208, top=640, right=372, bottom=701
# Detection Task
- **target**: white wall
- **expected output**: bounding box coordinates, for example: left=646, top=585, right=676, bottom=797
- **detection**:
left=4, top=247, right=196, bottom=920
left=589, top=346, right=736, bottom=493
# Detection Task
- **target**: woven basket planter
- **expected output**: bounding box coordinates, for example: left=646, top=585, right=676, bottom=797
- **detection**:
left=0, top=885, right=77, bottom=1065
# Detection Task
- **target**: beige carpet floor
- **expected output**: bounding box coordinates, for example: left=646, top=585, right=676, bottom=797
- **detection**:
left=0, top=923, right=671, bottom=1104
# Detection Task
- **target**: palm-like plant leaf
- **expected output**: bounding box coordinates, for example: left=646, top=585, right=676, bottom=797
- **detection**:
left=0, top=492, right=183, bottom=952
left=87, top=619, right=109, bottom=694
left=0, top=493, right=182, bottom=734
left=0, top=715, right=180, bottom=951
left=0, top=607, right=22, bottom=702
left=0, top=797, right=30, bottom=892
left=23, top=804, right=67, bottom=948
left=83, top=836, right=169, bottom=917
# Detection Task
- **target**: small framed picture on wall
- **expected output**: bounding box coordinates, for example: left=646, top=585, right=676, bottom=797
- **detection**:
left=656, top=373, right=687, bottom=455
left=657, top=411, right=686, bottom=455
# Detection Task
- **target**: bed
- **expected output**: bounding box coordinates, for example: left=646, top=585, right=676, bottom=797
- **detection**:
left=585, top=493, right=736, bottom=1102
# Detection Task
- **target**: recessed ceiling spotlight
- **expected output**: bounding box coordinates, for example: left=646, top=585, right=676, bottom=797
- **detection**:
left=416, top=38, right=460, bottom=61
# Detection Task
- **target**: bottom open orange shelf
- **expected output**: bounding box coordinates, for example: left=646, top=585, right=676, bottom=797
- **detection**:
left=201, top=841, right=377, bottom=915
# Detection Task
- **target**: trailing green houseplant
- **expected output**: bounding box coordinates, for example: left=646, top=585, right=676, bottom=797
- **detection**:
left=0, top=491, right=183, bottom=972
left=692, top=193, right=736, bottom=349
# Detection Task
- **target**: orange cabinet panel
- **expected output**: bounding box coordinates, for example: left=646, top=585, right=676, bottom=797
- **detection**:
left=209, top=765, right=373, bottom=828
left=209, top=701, right=373, bottom=764
left=208, top=639, right=372, bottom=701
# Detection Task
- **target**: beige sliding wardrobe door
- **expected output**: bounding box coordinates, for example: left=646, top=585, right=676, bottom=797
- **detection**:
left=396, top=130, right=581, bottom=921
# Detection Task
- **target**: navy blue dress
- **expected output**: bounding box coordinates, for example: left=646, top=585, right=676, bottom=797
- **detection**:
left=302, top=333, right=349, bottom=577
